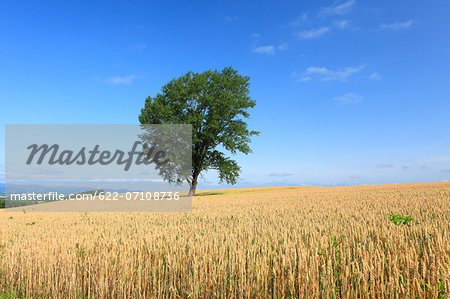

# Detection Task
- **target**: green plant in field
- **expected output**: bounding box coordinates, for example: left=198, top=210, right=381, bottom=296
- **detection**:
left=317, top=247, right=326, bottom=256
left=0, top=290, right=19, bottom=299
left=387, top=214, right=413, bottom=227
left=331, top=235, right=344, bottom=247
left=76, top=244, right=85, bottom=258
left=331, top=235, right=344, bottom=297
left=421, top=279, right=447, bottom=299
left=438, top=278, right=446, bottom=299
left=0, top=243, right=6, bottom=278
left=317, top=235, right=345, bottom=297
left=422, top=281, right=432, bottom=291
left=25, top=221, right=36, bottom=226
left=0, top=243, right=6, bottom=260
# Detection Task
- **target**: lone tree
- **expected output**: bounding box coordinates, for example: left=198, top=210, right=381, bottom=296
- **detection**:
left=139, top=67, right=259, bottom=196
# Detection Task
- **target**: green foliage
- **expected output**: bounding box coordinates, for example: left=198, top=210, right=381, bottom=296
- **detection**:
left=317, top=235, right=345, bottom=297
left=387, top=213, right=413, bottom=227
left=0, top=193, right=5, bottom=208
left=438, top=278, right=446, bottom=299
left=0, top=289, right=21, bottom=299
left=139, top=67, right=259, bottom=195
left=76, top=243, right=86, bottom=258
left=1, top=195, right=43, bottom=209
left=331, top=235, right=344, bottom=296
left=0, top=243, right=6, bottom=277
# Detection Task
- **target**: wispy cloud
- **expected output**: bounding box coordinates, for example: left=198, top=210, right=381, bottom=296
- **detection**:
left=369, top=72, right=381, bottom=80
left=106, top=74, right=137, bottom=85
left=268, top=172, right=294, bottom=177
left=291, top=71, right=310, bottom=82
left=277, top=43, right=289, bottom=50
left=290, top=13, right=308, bottom=26
left=332, top=93, right=363, bottom=104
left=298, top=27, right=330, bottom=39
left=253, top=45, right=275, bottom=55
left=334, top=20, right=350, bottom=30
left=298, top=64, right=365, bottom=81
left=319, top=0, right=356, bottom=16
left=379, top=20, right=413, bottom=30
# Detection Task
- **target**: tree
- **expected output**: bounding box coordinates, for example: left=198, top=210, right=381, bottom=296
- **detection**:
left=139, top=67, right=259, bottom=196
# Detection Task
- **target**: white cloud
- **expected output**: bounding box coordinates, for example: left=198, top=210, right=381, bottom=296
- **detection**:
left=291, top=71, right=310, bottom=81
left=331, top=93, right=363, bottom=104
left=319, top=0, right=356, bottom=16
left=369, top=72, right=381, bottom=80
left=277, top=43, right=289, bottom=50
left=106, top=74, right=137, bottom=85
left=291, top=13, right=308, bottom=26
left=299, top=64, right=365, bottom=81
left=299, top=76, right=311, bottom=82
left=291, top=71, right=309, bottom=81
left=379, top=20, right=413, bottom=30
left=253, top=45, right=275, bottom=55
left=298, top=27, right=330, bottom=39
left=334, top=20, right=350, bottom=30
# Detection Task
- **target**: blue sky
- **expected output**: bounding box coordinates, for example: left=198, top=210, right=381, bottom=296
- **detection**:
left=1, top=0, right=449, bottom=188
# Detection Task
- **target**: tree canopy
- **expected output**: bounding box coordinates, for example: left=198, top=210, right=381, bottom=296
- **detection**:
left=139, top=67, right=259, bottom=195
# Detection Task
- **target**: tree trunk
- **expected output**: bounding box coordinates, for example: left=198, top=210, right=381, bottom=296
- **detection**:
left=188, top=174, right=199, bottom=196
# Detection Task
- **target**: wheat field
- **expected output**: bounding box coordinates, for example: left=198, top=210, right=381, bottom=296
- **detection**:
left=0, top=182, right=449, bottom=298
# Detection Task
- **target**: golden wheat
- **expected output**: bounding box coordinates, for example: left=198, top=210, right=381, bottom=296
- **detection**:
left=0, top=182, right=449, bottom=298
